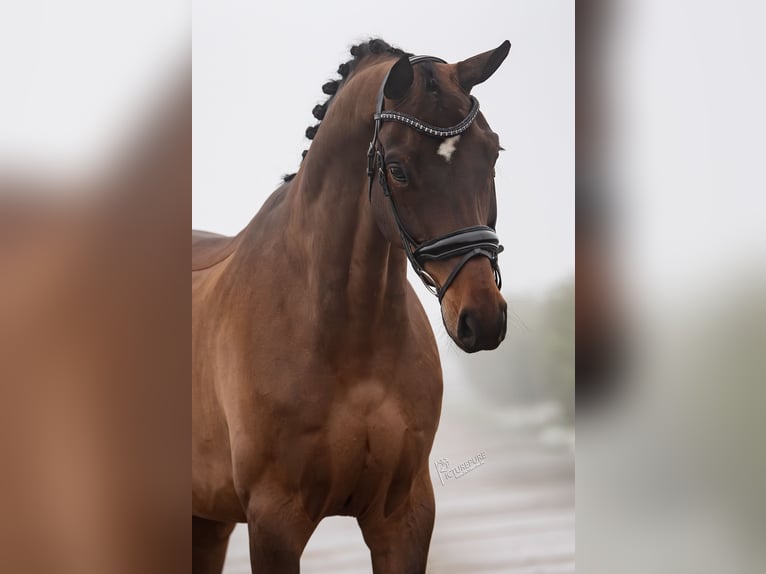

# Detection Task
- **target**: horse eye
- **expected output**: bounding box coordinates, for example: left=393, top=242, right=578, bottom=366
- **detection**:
left=389, top=164, right=408, bottom=183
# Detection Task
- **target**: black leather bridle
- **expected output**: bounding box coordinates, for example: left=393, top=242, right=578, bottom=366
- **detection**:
left=366, top=55, right=503, bottom=301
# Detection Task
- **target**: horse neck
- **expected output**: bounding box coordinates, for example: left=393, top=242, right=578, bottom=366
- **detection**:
left=284, top=60, right=411, bottom=333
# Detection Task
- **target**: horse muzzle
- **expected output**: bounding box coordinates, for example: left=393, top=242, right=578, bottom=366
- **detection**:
left=429, top=255, right=508, bottom=353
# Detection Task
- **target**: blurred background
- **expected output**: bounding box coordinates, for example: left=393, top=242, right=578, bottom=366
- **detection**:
left=192, top=1, right=574, bottom=572
left=577, top=0, right=766, bottom=573
left=0, top=2, right=190, bottom=573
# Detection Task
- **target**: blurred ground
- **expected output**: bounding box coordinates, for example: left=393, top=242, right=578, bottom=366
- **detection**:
left=222, top=399, right=574, bottom=573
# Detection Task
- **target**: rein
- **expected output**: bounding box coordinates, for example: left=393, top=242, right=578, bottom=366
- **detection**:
left=366, top=55, right=503, bottom=301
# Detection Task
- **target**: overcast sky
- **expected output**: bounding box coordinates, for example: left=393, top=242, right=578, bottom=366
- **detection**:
left=192, top=0, right=575, bottom=298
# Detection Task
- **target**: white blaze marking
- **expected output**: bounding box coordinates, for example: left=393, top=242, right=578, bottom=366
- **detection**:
left=437, top=135, right=461, bottom=163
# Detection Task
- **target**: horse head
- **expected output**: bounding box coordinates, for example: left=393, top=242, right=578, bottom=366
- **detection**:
left=367, top=41, right=511, bottom=352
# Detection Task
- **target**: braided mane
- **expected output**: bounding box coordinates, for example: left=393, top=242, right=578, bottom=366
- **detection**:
left=282, top=38, right=410, bottom=182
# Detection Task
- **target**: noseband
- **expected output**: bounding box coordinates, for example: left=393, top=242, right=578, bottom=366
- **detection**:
left=366, top=55, right=503, bottom=301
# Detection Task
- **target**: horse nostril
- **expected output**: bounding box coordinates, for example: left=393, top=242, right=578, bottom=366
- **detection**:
left=457, top=310, right=478, bottom=350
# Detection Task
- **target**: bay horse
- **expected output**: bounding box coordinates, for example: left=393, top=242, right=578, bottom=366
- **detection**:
left=192, top=38, right=510, bottom=573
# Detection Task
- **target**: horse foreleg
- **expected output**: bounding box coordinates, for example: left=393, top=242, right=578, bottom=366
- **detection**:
left=192, top=516, right=236, bottom=574
left=357, top=470, right=436, bottom=574
left=245, top=491, right=317, bottom=574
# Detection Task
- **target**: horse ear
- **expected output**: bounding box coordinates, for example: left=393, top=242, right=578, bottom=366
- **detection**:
left=457, top=40, right=511, bottom=93
left=384, top=55, right=414, bottom=100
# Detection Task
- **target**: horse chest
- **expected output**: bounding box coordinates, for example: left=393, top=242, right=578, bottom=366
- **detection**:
left=309, top=380, right=434, bottom=516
